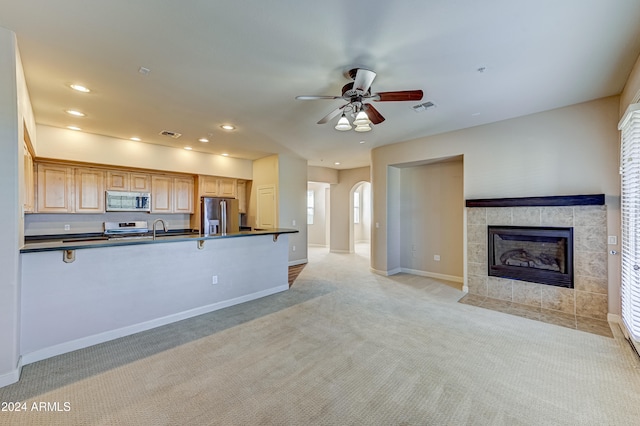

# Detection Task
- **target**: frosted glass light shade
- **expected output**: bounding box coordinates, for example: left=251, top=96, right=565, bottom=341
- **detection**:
left=354, top=124, right=372, bottom=132
left=353, top=110, right=371, bottom=126
left=335, top=114, right=352, bottom=131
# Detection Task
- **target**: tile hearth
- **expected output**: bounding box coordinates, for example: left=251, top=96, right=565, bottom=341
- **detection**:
left=459, top=293, right=613, bottom=337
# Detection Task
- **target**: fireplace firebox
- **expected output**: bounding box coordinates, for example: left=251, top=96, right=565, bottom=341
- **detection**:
left=488, top=226, right=574, bottom=288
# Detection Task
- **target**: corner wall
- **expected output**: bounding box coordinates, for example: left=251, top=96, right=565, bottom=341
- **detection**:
left=371, top=96, right=621, bottom=314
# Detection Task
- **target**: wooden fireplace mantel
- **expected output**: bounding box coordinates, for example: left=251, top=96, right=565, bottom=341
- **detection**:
left=465, top=194, right=604, bottom=208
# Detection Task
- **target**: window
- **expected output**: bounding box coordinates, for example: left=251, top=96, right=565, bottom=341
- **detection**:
left=353, top=191, right=360, bottom=224
left=619, top=103, right=640, bottom=344
left=307, top=190, right=314, bottom=225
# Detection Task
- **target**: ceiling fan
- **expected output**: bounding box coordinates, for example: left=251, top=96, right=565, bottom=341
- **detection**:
left=296, top=68, right=423, bottom=131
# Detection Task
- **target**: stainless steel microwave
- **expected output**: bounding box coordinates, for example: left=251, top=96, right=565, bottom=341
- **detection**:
left=105, top=191, right=151, bottom=212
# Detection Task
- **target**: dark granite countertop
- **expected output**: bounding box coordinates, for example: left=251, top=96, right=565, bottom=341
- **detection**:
left=21, top=228, right=298, bottom=253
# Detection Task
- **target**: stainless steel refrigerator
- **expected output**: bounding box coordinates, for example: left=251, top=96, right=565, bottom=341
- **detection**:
left=201, top=197, right=239, bottom=235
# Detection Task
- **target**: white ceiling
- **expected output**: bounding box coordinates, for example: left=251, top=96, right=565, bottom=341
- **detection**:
left=2, top=0, right=640, bottom=169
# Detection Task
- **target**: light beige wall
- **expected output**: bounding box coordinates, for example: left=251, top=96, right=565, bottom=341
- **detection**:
left=278, top=153, right=308, bottom=264
left=308, top=166, right=338, bottom=184
left=372, top=97, right=621, bottom=313
left=621, top=53, right=640, bottom=110
left=35, top=125, right=253, bottom=179
left=307, top=182, right=329, bottom=246
left=398, top=159, right=463, bottom=279
left=330, top=166, right=370, bottom=253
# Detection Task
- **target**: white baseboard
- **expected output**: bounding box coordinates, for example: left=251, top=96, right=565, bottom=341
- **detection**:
left=400, top=268, right=463, bottom=283
left=330, top=249, right=351, bottom=254
left=0, top=356, right=22, bottom=388
left=370, top=267, right=402, bottom=276
left=21, top=284, right=289, bottom=366
left=288, top=258, right=308, bottom=266
left=307, top=244, right=327, bottom=248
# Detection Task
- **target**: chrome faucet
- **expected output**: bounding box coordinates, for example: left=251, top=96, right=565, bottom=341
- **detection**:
left=152, top=219, right=168, bottom=240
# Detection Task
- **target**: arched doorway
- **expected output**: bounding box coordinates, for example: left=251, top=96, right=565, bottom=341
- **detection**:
left=350, top=181, right=371, bottom=256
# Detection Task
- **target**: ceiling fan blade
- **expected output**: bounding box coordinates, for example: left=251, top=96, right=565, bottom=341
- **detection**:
left=353, top=68, right=376, bottom=94
left=296, top=95, right=344, bottom=100
left=363, top=103, right=385, bottom=125
left=317, top=104, right=346, bottom=124
left=373, top=90, right=423, bottom=102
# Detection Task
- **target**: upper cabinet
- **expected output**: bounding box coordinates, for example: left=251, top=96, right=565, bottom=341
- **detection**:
left=237, top=180, right=247, bottom=213
left=75, top=167, right=105, bottom=213
left=36, top=164, right=105, bottom=213
left=36, top=163, right=75, bottom=213
left=151, top=174, right=194, bottom=214
left=199, top=175, right=237, bottom=198
left=23, top=141, right=35, bottom=213
left=106, top=170, right=150, bottom=192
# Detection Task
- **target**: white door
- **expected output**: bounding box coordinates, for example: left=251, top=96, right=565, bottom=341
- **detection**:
left=257, top=185, right=276, bottom=229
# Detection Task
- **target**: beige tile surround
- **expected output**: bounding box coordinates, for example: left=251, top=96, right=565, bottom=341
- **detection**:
left=466, top=205, right=608, bottom=321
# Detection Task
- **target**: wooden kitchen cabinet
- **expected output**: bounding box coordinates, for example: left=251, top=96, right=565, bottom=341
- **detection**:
left=23, top=141, right=35, bottom=213
left=36, top=163, right=74, bottom=213
left=151, top=175, right=173, bottom=213
left=75, top=168, right=105, bottom=213
left=199, top=175, right=237, bottom=197
left=237, top=180, right=247, bottom=213
left=106, top=170, right=150, bottom=192
left=173, top=176, right=194, bottom=213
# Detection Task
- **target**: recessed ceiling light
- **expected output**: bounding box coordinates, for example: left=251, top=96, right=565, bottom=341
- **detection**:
left=138, top=66, right=151, bottom=75
left=221, top=153, right=229, bottom=157
left=67, top=126, right=82, bottom=131
left=334, top=162, right=341, bottom=166
left=130, top=137, right=141, bottom=141
left=69, top=84, right=90, bottom=93
left=471, top=112, right=481, bottom=116
left=198, top=138, right=209, bottom=143
left=184, top=146, right=193, bottom=151
left=65, top=110, right=85, bottom=117
left=359, top=140, right=366, bottom=144
left=220, top=124, right=236, bottom=131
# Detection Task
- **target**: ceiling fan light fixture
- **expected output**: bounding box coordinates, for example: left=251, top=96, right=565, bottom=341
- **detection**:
left=354, top=123, right=372, bottom=132
left=353, top=110, right=370, bottom=126
left=335, top=114, right=352, bottom=131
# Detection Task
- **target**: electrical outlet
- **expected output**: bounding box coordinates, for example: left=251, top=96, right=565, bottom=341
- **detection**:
left=292, top=245, right=296, bottom=252
left=608, top=236, right=617, bottom=245
left=292, top=219, right=296, bottom=226
left=212, top=275, right=218, bottom=285
left=434, top=255, right=441, bottom=261
left=64, top=224, right=70, bottom=231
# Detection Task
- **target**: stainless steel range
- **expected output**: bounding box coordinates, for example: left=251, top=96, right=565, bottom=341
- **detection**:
left=103, top=221, right=152, bottom=239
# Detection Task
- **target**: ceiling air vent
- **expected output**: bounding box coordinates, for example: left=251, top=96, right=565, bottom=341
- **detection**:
left=159, top=130, right=182, bottom=139
left=412, top=101, right=436, bottom=112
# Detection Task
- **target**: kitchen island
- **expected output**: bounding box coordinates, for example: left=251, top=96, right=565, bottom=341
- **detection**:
left=20, top=229, right=297, bottom=365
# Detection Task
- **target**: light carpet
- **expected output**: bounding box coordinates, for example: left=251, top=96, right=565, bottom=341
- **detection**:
left=2, top=246, right=640, bottom=425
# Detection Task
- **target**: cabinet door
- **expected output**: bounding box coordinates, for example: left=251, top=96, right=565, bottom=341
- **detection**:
left=151, top=175, right=173, bottom=213
left=237, top=180, right=247, bottom=213
left=218, top=178, right=237, bottom=198
left=200, top=176, right=219, bottom=196
left=75, top=168, right=105, bottom=213
left=130, top=173, right=151, bottom=192
left=36, top=164, right=74, bottom=213
left=23, top=142, right=35, bottom=213
left=105, top=170, right=129, bottom=191
left=174, top=177, right=194, bottom=213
